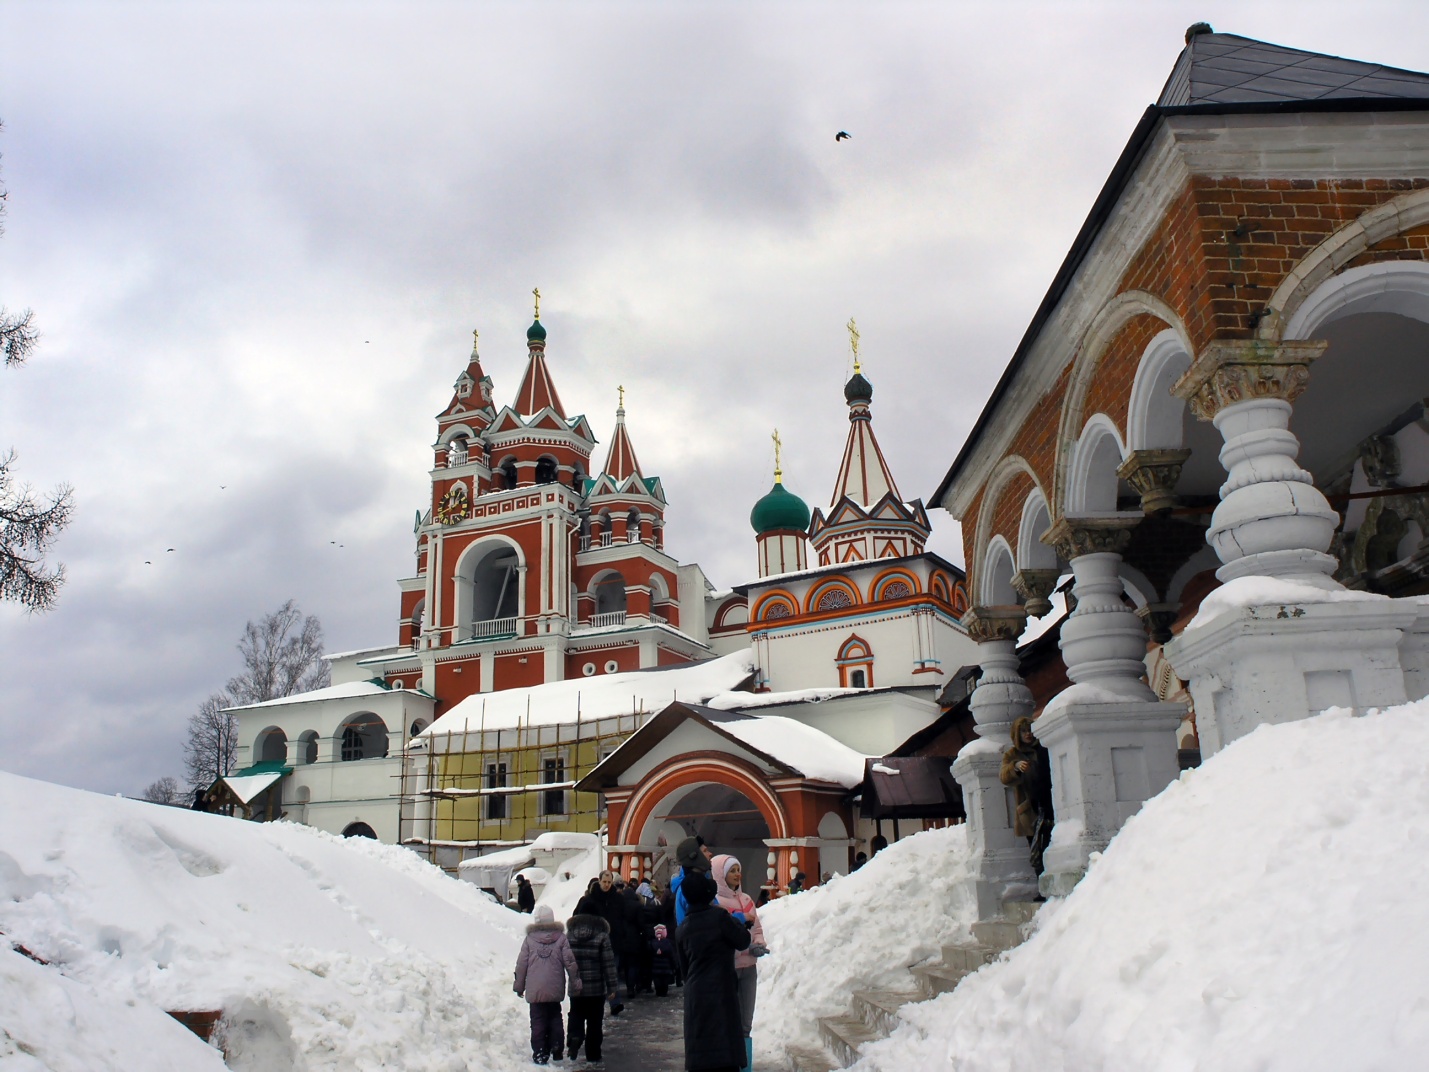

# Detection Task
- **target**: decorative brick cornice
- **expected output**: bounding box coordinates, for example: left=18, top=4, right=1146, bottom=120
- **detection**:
left=1117, top=448, right=1192, bottom=516
left=1172, top=340, right=1327, bottom=422
left=1042, top=516, right=1138, bottom=561
left=1010, top=569, right=1060, bottom=618
left=964, top=605, right=1027, bottom=644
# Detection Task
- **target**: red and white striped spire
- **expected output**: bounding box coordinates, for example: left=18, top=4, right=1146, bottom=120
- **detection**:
left=512, top=287, right=567, bottom=417
left=830, top=320, right=901, bottom=507
left=603, top=385, right=643, bottom=481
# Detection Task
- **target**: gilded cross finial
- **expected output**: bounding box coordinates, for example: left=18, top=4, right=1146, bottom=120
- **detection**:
left=471, top=327, right=480, bottom=352
left=618, top=384, right=625, bottom=410
left=772, top=428, right=783, bottom=483
left=847, top=318, right=861, bottom=374
left=533, top=287, right=541, bottom=320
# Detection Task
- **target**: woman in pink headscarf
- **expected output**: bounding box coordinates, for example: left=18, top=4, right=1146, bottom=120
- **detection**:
left=710, top=854, right=768, bottom=1072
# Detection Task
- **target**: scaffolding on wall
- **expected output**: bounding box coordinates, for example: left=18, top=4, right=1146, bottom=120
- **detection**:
left=397, top=697, right=655, bottom=873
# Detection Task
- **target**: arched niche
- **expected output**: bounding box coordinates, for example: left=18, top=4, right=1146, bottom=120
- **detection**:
left=1017, top=490, right=1058, bottom=571
left=1065, top=415, right=1129, bottom=515
left=256, top=727, right=288, bottom=764
left=591, top=569, right=628, bottom=617
left=453, top=538, right=523, bottom=637
left=1127, top=329, right=1193, bottom=452
left=338, top=712, right=390, bottom=762
left=980, top=536, right=1018, bottom=606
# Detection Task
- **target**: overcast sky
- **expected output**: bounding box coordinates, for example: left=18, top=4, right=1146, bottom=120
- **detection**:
left=4, top=0, right=1428, bottom=796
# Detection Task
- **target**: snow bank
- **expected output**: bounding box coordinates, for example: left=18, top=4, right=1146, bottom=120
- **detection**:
left=534, top=842, right=604, bottom=922
left=0, top=772, right=531, bottom=1071
left=1187, top=573, right=1386, bottom=629
left=856, top=703, right=1429, bottom=1072
left=753, top=826, right=976, bottom=1060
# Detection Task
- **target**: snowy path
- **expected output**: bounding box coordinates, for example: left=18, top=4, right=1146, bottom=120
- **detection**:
left=598, top=989, right=685, bottom=1071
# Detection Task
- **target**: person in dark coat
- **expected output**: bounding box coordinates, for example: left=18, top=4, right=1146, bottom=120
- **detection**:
left=650, top=923, right=677, bottom=996
left=515, top=873, right=536, bottom=913
left=586, top=871, right=628, bottom=1012
left=617, top=879, right=644, bottom=995
left=676, top=870, right=751, bottom=1072
left=566, top=898, right=619, bottom=1064
left=1000, top=714, right=1055, bottom=873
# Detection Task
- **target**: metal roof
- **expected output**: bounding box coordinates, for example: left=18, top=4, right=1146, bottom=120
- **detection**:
left=1159, top=32, right=1429, bottom=106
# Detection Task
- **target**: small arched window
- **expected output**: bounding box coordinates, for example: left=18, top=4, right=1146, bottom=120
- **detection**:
left=836, top=634, right=874, bottom=689
left=257, top=728, right=288, bottom=764
left=298, top=730, right=319, bottom=765
left=499, top=457, right=518, bottom=490
left=535, top=456, right=558, bottom=484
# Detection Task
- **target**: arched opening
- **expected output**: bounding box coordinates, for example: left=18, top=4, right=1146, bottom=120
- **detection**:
left=640, top=781, right=773, bottom=893
left=256, top=727, right=288, bottom=764
left=592, top=571, right=627, bottom=620
left=535, top=455, right=559, bottom=485
left=338, top=713, right=390, bottom=762
left=498, top=456, right=518, bottom=490
left=457, top=541, right=521, bottom=637
left=980, top=537, right=1018, bottom=607
left=627, top=507, right=641, bottom=543
left=836, top=634, right=874, bottom=688
left=410, top=598, right=425, bottom=648
left=1017, top=493, right=1058, bottom=571
left=1067, top=417, right=1132, bottom=514
left=599, top=509, right=613, bottom=547
left=342, top=822, right=378, bottom=839
left=572, top=463, right=588, bottom=492
left=1279, top=262, right=1429, bottom=593
left=409, top=718, right=429, bottom=738
left=297, top=730, right=319, bottom=765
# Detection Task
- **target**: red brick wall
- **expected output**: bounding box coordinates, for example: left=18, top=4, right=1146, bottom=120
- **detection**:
left=494, top=652, right=545, bottom=690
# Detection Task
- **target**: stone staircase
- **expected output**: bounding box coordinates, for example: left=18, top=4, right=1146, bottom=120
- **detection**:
left=783, top=901, right=1040, bottom=1071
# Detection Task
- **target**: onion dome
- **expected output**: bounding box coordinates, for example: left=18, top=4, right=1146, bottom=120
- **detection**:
left=844, top=370, right=873, bottom=403
left=527, top=318, right=547, bottom=342
left=751, top=480, right=811, bottom=535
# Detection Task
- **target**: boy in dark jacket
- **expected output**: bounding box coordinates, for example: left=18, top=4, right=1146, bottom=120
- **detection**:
left=566, top=897, right=619, bottom=1065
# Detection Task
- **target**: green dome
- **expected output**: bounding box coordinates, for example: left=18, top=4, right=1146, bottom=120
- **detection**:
left=844, top=370, right=872, bottom=403
left=750, top=481, right=811, bottom=535
left=527, top=318, right=547, bottom=342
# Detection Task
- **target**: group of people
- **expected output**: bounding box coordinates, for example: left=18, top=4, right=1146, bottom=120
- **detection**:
left=511, top=835, right=768, bottom=1071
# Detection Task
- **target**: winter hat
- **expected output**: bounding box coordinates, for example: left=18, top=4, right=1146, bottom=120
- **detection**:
left=533, top=904, right=555, bottom=925
left=682, top=870, right=718, bottom=906
left=710, top=854, right=739, bottom=899
left=654, top=924, right=668, bottom=939
left=675, top=836, right=711, bottom=873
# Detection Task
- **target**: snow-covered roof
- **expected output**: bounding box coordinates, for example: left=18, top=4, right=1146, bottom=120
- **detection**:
left=225, top=680, right=419, bottom=712
left=324, top=644, right=402, bottom=662
left=422, top=649, right=756, bottom=736
left=707, top=712, right=867, bottom=787
left=220, top=770, right=284, bottom=805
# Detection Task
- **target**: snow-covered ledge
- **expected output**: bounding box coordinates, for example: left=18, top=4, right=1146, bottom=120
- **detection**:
left=1166, top=340, right=1429, bottom=755
left=952, top=607, right=1038, bottom=918
left=1034, top=518, right=1185, bottom=898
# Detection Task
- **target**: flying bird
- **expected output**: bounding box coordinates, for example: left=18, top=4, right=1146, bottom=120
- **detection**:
left=166, top=548, right=175, bottom=552
left=835, top=131, right=851, bottom=141
left=144, top=561, right=151, bottom=565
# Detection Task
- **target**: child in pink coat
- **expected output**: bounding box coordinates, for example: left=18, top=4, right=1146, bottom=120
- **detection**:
left=513, top=904, right=581, bottom=1065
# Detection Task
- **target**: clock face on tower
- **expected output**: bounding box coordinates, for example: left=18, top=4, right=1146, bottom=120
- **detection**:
left=436, top=485, right=470, bottom=525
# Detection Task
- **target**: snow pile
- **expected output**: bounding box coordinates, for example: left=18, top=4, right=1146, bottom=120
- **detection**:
left=0, top=771, right=531, bottom=1071
left=752, top=826, right=976, bottom=1060
left=1188, top=573, right=1386, bottom=629
left=533, top=841, right=604, bottom=922
left=856, top=703, right=1429, bottom=1072
left=425, top=648, right=755, bottom=734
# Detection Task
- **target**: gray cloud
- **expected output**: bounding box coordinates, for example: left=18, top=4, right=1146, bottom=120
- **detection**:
left=3, top=0, right=1428, bottom=794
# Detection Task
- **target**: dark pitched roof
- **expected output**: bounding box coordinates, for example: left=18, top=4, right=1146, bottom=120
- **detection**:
left=932, top=31, right=1429, bottom=510
left=1159, top=32, right=1429, bottom=106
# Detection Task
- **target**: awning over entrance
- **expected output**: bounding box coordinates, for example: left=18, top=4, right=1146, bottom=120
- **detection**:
left=859, top=756, right=963, bottom=821
left=207, top=760, right=292, bottom=819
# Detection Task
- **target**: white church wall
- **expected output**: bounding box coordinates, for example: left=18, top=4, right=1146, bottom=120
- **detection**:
left=761, top=612, right=959, bottom=692
left=751, top=690, right=941, bottom=756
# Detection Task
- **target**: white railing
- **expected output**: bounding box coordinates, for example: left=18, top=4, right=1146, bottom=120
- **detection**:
left=600, top=532, right=614, bottom=547
left=579, top=536, right=591, bottom=551
left=627, top=530, right=641, bottom=543
left=471, top=616, right=518, bottom=639
left=450, top=449, right=468, bottom=465
left=588, top=611, right=626, bottom=628
left=651, top=612, right=667, bottom=625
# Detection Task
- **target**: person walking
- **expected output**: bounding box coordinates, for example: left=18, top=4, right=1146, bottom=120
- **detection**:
left=650, top=923, right=677, bottom=997
left=587, top=871, right=628, bottom=1012
left=1000, top=714, right=1055, bottom=875
left=515, top=873, right=536, bottom=913
left=512, top=905, right=581, bottom=1065
left=566, top=896, right=619, bottom=1066
left=711, top=855, right=768, bottom=1072
left=676, top=870, right=751, bottom=1072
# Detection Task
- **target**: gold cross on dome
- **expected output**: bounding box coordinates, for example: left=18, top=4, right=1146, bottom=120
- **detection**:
left=618, top=385, right=625, bottom=409
left=772, top=428, right=783, bottom=482
left=471, top=327, right=480, bottom=349
left=533, top=288, right=541, bottom=319
left=847, top=318, right=861, bottom=374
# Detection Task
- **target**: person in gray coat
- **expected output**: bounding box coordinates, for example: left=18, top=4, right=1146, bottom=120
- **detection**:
left=513, top=904, right=582, bottom=1065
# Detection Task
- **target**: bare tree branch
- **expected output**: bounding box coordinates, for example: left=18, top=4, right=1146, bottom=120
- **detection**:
left=1, top=118, right=69, bottom=610
left=141, top=775, right=185, bottom=806
left=226, top=599, right=331, bottom=705
left=184, top=693, right=239, bottom=790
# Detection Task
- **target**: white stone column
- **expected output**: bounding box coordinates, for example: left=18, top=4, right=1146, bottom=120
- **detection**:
left=951, top=607, right=1039, bottom=918
left=1035, top=518, right=1185, bottom=897
left=1165, top=341, right=1425, bottom=753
